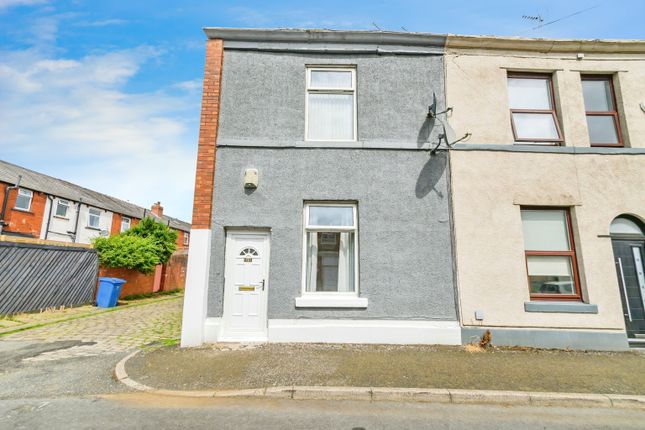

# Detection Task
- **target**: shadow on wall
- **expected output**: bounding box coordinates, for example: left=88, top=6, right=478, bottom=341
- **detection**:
left=415, top=152, right=446, bottom=199
left=416, top=92, right=437, bottom=147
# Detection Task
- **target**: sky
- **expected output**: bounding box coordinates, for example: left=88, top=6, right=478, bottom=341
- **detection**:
left=0, top=1, right=643, bottom=221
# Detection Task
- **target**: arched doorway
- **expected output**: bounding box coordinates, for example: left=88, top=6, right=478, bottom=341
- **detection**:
left=610, top=215, right=645, bottom=346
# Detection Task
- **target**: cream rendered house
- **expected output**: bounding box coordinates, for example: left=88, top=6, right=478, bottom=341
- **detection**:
left=445, top=35, right=645, bottom=350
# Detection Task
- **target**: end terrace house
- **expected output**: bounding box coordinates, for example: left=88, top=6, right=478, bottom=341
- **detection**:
left=181, top=28, right=460, bottom=346
left=445, top=35, right=645, bottom=350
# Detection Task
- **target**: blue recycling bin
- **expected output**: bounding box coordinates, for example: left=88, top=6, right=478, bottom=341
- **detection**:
left=96, top=277, right=127, bottom=308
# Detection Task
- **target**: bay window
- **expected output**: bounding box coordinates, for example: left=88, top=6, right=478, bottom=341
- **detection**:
left=521, top=208, right=581, bottom=300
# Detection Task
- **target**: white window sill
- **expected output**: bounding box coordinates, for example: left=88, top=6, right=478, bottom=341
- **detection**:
left=295, top=296, right=368, bottom=308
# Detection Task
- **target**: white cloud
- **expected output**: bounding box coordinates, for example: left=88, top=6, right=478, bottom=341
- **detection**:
left=0, top=0, right=47, bottom=11
left=172, top=79, right=202, bottom=92
left=227, top=5, right=366, bottom=29
left=0, top=41, right=200, bottom=221
left=74, top=18, right=129, bottom=28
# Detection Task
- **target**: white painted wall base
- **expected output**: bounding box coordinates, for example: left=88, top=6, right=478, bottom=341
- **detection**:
left=203, top=317, right=461, bottom=345
left=203, top=317, right=223, bottom=343
left=180, top=229, right=212, bottom=347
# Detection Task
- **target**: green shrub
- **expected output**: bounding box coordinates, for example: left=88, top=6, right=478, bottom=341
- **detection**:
left=93, top=234, right=159, bottom=274
left=124, top=217, right=177, bottom=264
left=93, top=217, right=178, bottom=274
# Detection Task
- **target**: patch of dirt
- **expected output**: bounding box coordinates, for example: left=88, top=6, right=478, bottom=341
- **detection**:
left=125, top=343, right=645, bottom=395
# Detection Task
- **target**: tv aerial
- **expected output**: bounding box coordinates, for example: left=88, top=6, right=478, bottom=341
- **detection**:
left=427, top=102, right=471, bottom=154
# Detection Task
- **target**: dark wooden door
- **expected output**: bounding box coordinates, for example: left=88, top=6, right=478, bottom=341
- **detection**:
left=613, top=240, right=645, bottom=340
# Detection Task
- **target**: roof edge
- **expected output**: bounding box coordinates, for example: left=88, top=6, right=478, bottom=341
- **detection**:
left=203, top=28, right=645, bottom=53
left=446, top=34, right=645, bottom=53
left=203, top=27, right=446, bottom=47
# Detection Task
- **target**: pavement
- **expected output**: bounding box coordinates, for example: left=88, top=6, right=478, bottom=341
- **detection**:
left=122, top=342, right=645, bottom=395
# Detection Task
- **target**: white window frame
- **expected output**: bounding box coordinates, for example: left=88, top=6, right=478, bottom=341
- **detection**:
left=87, top=207, right=101, bottom=229
left=297, top=202, right=367, bottom=308
left=55, top=199, right=70, bottom=218
left=304, top=66, right=357, bottom=142
left=183, top=232, right=190, bottom=246
left=14, top=188, right=33, bottom=211
left=120, top=216, right=131, bottom=233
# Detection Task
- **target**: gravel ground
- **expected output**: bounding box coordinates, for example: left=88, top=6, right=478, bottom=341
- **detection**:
left=126, top=343, right=645, bottom=394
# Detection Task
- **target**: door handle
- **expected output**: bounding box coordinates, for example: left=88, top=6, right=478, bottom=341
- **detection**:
left=617, top=258, right=632, bottom=322
left=260, top=279, right=265, bottom=291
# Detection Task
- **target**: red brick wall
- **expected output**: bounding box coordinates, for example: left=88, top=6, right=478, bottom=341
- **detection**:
left=98, top=266, right=156, bottom=297
left=98, top=249, right=188, bottom=298
left=192, top=39, right=224, bottom=229
left=161, top=249, right=188, bottom=291
left=0, top=183, right=47, bottom=238
left=109, top=214, right=139, bottom=236
left=174, top=230, right=190, bottom=248
left=110, top=213, right=122, bottom=236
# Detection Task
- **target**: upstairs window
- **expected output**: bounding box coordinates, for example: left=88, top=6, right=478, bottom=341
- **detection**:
left=581, top=75, right=622, bottom=147
left=303, top=203, right=358, bottom=294
left=507, top=73, right=563, bottom=145
left=305, top=67, right=356, bottom=141
left=183, top=232, right=190, bottom=246
left=15, top=188, right=33, bottom=211
left=55, top=199, right=69, bottom=218
left=521, top=208, right=581, bottom=301
left=120, top=216, right=131, bottom=232
left=88, top=207, right=101, bottom=228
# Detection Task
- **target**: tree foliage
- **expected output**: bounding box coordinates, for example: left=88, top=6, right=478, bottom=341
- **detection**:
left=124, top=217, right=177, bottom=264
left=93, top=234, right=160, bottom=274
left=93, top=217, right=178, bottom=274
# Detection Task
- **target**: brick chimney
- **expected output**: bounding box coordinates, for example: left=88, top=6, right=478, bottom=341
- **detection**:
left=151, top=201, right=164, bottom=218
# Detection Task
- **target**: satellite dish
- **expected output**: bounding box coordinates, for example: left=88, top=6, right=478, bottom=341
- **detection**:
left=426, top=101, right=471, bottom=153
left=428, top=93, right=437, bottom=118
left=430, top=115, right=471, bottom=154
left=437, top=116, right=457, bottom=145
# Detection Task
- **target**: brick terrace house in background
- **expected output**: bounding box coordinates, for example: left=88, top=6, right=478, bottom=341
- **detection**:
left=0, top=159, right=191, bottom=248
left=181, top=28, right=645, bottom=351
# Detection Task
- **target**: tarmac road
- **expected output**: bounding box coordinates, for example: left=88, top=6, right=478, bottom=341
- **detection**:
left=2, top=393, right=645, bottom=430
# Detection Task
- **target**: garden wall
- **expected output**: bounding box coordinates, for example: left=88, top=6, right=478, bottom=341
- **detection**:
left=98, top=249, right=188, bottom=298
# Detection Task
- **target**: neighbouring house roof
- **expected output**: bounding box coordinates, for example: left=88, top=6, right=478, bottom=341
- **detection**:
left=0, top=159, right=191, bottom=232
left=203, top=27, right=645, bottom=55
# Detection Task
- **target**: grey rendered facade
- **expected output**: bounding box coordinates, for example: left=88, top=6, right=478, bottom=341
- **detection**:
left=202, top=30, right=461, bottom=343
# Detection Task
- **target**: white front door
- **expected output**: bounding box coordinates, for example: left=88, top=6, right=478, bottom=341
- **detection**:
left=221, top=231, right=270, bottom=341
